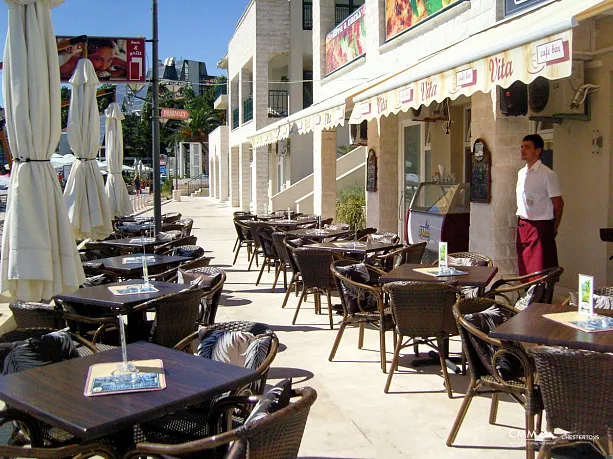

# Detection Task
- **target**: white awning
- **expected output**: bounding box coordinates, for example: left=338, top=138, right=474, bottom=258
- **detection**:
left=350, top=0, right=610, bottom=124
left=248, top=85, right=362, bottom=148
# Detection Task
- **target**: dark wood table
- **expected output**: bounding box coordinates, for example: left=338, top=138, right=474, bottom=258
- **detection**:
left=98, top=237, right=162, bottom=252
left=83, top=254, right=190, bottom=277
left=116, top=222, right=156, bottom=235
left=286, top=228, right=351, bottom=240
left=265, top=218, right=318, bottom=229
left=379, top=263, right=498, bottom=287
left=305, top=240, right=402, bottom=256
left=490, top=302, right=613, bottom=353
left=0, top=342, right=259, bottom=442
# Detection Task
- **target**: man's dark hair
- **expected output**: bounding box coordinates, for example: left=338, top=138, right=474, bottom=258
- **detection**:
left=523, top=134, right=544, bottom=152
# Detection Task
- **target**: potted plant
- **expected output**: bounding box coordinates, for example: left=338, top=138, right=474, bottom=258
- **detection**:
left=336, top=185, right=366, bottom=231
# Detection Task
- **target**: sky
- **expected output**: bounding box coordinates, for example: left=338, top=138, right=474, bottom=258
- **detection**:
left=0, top=0, right=251, bottom=103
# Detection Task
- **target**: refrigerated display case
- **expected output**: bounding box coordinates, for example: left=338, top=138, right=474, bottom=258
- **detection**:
left=406, top=182, right=470, bottom=254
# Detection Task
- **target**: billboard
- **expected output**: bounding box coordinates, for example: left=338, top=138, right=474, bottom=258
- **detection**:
left=385, top=0, right=463, bottom=41
left=325, top=5, right=366, bottom=75
left=58, top=36, right=146, bottom=83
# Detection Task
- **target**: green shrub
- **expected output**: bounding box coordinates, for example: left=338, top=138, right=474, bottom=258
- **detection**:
left=336, top=185, right=366, bottom=231
left=161, top=177, right=173, bottom=198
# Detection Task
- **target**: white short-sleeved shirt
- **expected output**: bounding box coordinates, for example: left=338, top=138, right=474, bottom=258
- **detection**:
left=516, top=160, right=562, bottom=220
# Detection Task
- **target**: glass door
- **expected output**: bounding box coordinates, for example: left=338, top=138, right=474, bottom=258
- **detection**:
left=398, top=121, right=424, bottom=239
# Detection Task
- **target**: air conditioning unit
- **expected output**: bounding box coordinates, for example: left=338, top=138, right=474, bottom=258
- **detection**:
left=350, top=120, right=368, bottom=146
left=528, top=61, right=585, bottom=117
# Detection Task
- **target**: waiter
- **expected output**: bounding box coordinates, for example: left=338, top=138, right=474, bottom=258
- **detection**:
left=516, top=134, right=564, bottom=276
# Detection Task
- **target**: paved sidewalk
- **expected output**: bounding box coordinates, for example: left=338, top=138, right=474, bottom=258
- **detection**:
left=0, top=197, right=533, bottom=458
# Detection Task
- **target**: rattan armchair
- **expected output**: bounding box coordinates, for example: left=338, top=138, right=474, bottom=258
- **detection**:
left=365, top=242, right=427, bottom=272
left=290, top=248, right=336, bottom=329
left=256, top=226, right=282, bottom=292
left=529, top=346, right=613, bottom=458
left=484, top=267, right=563, bottom=308
left=382, top=281, right=460, bottom=396
left=175, top=266, right=226, bottom=326
left=232, top=216, right=254, bottom=263
left=247, top=221, right=273, bottom=271
left=447, top=297, right=542, bottom=459
left=153, top=235, right=198, bottom=254
left=330, top=259, right=394, bottom=373
left=281, top=236, right=309, bottom=309
left=271, top=232, right=291, bottom=292
left=125, top=386, right=316, bottom=459
left=9, top=301, right=65, bottom=330
left=161, top=212, right=182, bottom=223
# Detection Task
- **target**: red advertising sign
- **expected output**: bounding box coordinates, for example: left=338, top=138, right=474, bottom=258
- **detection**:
left=325, top=5, right=366, bottom=75
left=57, top=36, right=146, bottom=83
left=160, top=108, right=190, bottom=120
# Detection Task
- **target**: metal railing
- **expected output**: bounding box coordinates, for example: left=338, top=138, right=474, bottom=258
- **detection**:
left=303, top=0, right=313, bottom=30
left=335, top=4, right=360, bottom=25
left=243, top=97, right=253, bottom=123
left=214, top=84, right=227, bottom=99
left=268, top=90, right=288, bottom=118
left=187, top=174, right=208, bottom=196
left=232, top=107, right=239, bottom=130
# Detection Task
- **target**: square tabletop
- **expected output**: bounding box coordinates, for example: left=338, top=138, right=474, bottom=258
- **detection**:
left=0, top=342, right=259, bottom=441
left=490, top=302, right=613, bottom=353
left=83, top=254, right=190, bottom=276
left=304, top=240, right=402, bottom=255
left=98, top=237, right=163, bottom=250
left=265, top=218, right=318, bottom=229
left=286, top=228, right=351, bottom=240
left=55, top=279, right=190, bottom=312
left=379, top=263, right=498, bottom=287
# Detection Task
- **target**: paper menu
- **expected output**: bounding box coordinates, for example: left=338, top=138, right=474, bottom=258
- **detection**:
left=122, top=256, right=156, bottom=264
left=438, top=242, right=448, bottom=272
left=84, top=359, right=166, bottom=396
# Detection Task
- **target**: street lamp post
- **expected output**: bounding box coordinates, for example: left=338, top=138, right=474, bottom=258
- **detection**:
left=151, top=0, right=162, bottom=233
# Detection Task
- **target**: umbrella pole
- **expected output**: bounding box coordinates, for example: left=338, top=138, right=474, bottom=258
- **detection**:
left=151, top=0, right=162, bottom=233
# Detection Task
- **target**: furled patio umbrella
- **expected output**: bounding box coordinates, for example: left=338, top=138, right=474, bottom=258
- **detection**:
left=1, top=0, right=85, bottom=301
left=63, top=58, right=113, bottom=240
left=104, top=102, right=133, bottom=217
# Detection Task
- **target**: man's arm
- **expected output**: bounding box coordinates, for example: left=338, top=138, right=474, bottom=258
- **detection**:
left=551, top=196, right=564, bottom=234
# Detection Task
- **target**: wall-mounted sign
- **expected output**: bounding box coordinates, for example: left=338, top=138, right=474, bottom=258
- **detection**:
left=58, top=36, right=146, bottom=83
left=470, top=138, right=491, bottom=203
left=504, top=0, right=548, bottom=17
left=325, top=5, right=366, bottom=75
left=366, top=149, right=377, bottom=192
left=385, top=0, right=465, bottom=42
left=160, top=108, right=190, bottom=120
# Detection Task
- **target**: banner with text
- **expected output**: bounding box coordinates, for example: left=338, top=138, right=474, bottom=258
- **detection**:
left=325, top=5, right=366, bottom=75
left=385, top=0, right=464, bottom=41
left=58, top=36, right=146, bottom=83
left=249, top=104, right=346, bottom=148
left=351, top=30, right=572, bottom=124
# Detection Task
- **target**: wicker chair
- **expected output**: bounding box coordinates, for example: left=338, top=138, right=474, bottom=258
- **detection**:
left=365, top=242, right=427, bottom=272
left=9, top=301, right=65, bottom=330
left=528, top=346, right=613, bottom=458
left=179, top=218, right=194, bottom=237
left=271, top=232, right=291, bottom=292
left=330, top=259, right=394, bottom=373
left=161, top=212, right=182, bottom=224
left=125, top=386, right=316, bottom=459
left=0, top=431, right=119, bottom=459
left=447, top=252, right=493, bottom=267
left=153, top=235, right=198, bottom=254
left=484, top=267, right=564, bottom=308
left=281, top=236, right=309, bottom=309
left=290, top=248, right=336, bottom=329
left=382, top=281, right=460, bottom=396
left=447, top=297, right=542, bottom=459
left=232, top=216, right=254, bottom=263
left=256, top=226, right=282, bottom=292
left=175, top=266, right=226, bottom=326
left=247, top=221, right=273, bottom=271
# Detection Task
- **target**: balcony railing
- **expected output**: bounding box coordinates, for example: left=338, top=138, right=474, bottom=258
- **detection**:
left=268, top=90, right=288, bottom=118
left=243, top=97, right=253, bottom=123
left=214, top=84, right=227, bottom=99
left=232, top=107, right=239, bottom=130
left=303, top=0, right=313, bottom=30
left=335, top=4, right=360, bottom=25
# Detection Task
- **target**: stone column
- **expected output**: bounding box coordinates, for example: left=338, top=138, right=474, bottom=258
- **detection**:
left=209, top=152, right=217, bottom=198
left=313, top=128, right=337, bottom=218
left=229, top=146, right=240, bottom=207
left=366, top=116, right=399, bottom=232
left=470, top=90, right=529, bottom=276
left=219, top=142, right=229, bottom=202
left=252, top=145, right=269, bottom=214
left=238, top=143, right=251, bottom=211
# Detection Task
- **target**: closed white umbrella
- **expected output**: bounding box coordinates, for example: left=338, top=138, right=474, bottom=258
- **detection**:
left=63, top=58, right=113, bottom=240
left=1, top=0, right=85, bottom=301
left=104, top=102, right=133, bottom=217
left=50, top=153, right=76, bottom=169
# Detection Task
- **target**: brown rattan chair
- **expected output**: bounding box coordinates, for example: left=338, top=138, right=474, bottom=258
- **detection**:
left=247, top=221, right=273, bottom=271
left=161, top=212, right=182, bottom=224
left=256, top=226, right=282, bottom=291
left=528, top=346, right=613, bottom=458
left=153, top=235, right=198, bottom=254
left=330, top=259, right=394, bottom=373
left=281, top=236, right=312, bottom=309
left=447, top=297, right=542, bottom=458
left=271, top=232, right=291, bottom=292
left=290, top=248, right=336, bottom=329
left=0, top=431, right=119, bottom=459
left=175, top=266, right=226, bottom=326
left=365, top=242, right=427, bottom=272
left=9, top=301, right=65, bottom=330
left=382, top=281, right=460, bottom=396
left=124, top=386, right=316, bottom=459
left=447, top=252, right=493, bottom=267
left=484, top=267, right=564, bottom=309
left=232, top=216, right=254, bottom=263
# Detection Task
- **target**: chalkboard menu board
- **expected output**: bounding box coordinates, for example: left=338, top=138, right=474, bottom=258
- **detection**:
left=366, top=149, right=377, bottom=192
left=470, top=138, right=491, bottom=203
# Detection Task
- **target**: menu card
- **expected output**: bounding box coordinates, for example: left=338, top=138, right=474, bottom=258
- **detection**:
left=108, top=284, right=159, bottom=296
left=129, top=237, right=156, bottom=243
left=544, top=311, right=613, bottom=333
left=122, top=256, right=156, bottom=264
left=84, top=359, right=166, bottom=396
left=413, top=267, right=468, bottom=277
left=438, top=242, right=448, bottom=272
left=578, top=274, right=594, bottom=316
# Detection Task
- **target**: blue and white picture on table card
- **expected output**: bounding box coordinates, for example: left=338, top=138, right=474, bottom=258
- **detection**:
left=578, top=274, right=594, bottom=316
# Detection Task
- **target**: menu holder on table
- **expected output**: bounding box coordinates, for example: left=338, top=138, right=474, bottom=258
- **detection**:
left=413, top=267, right=468, bottom=277
left=305, top=229, right=329, bottom=235
left=122, top=256, right=156, bottom=264
left=544, top=311, right=613, bottom=333
left=129, top=237, right=156, bottom=244
left=333, top=241, right=366, bottom=248
left=84, top=359, right=166, bottom=396
left=108, top=284, right=159, bottom=296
